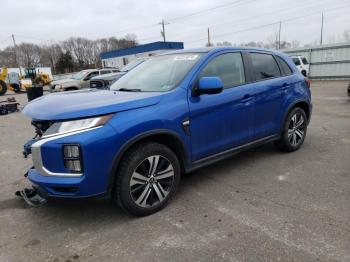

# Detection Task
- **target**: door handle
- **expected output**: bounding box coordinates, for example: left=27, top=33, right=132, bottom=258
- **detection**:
left=241, top=94, right=253, bottom=103
left=281, top=83, right=289, bottom=91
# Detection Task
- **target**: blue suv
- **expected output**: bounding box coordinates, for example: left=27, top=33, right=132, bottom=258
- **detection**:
left=22, top=47, right=312, bottom=216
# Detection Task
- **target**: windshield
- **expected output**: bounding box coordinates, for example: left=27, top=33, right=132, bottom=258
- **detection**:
left=121, top=59, right=144, bottom=72
left=110, top=53, right=203, bottom=92
left=72, top=71, right=89, bottom=80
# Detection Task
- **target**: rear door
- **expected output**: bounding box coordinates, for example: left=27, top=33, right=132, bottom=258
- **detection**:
left=248, top=52, right=285, bottom=139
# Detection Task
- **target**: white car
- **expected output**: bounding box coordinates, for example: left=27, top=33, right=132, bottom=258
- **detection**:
left=290, top=55, right=309, bottom=77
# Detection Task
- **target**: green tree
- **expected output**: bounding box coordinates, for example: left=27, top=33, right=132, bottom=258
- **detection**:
left=55, top=51, right=75, bottom=73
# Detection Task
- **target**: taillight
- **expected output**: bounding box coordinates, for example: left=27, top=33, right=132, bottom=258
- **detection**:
left=305, top=78, right=311, bottom=88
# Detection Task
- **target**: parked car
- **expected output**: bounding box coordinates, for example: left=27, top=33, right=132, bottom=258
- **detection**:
left=50, top=68, right=119, bottom=92
left=290, top=55, right=309, bottom=77
left=348, top=82, right=350, bottom=97
left=90, top=59, right=146, bottom=89
left=22, top=47, right=312, bottom=216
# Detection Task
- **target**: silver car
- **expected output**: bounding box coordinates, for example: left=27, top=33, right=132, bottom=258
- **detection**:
left=50, top=68, right=119, bottom=92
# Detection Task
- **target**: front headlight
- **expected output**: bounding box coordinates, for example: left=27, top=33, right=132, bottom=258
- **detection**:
left=42, top=114, right=114, bottom=138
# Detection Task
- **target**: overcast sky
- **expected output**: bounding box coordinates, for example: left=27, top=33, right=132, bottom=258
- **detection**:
left=0, top=0, right=349, bottom=49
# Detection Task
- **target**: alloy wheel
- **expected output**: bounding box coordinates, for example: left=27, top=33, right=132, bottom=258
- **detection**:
left=129, top=155, right=175, bottom=208
left=288, top=112, right=306, bottom=147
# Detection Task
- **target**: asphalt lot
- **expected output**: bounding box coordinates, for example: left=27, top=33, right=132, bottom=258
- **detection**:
left=0, top=81, right=349, bottom=262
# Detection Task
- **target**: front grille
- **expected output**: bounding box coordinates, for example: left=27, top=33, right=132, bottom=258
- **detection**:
left=90, top=80, right=105, bottom=89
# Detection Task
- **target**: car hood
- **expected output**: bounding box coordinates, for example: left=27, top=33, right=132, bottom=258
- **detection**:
left=51, top=78, right=77, bottom=85
left=22, top=89, right=163, bottom=120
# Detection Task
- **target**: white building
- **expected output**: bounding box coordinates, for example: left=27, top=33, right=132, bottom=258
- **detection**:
left=100, top=41, right=184, bottom=69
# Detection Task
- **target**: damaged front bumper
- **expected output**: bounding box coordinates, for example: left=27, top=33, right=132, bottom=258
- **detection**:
left=15, top=169, right=48, bottom=207
left=20, top=123, right=116, bottom=200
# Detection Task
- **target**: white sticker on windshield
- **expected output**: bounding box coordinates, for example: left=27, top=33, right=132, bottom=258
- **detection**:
left=174, top=55, right=199, bottom=61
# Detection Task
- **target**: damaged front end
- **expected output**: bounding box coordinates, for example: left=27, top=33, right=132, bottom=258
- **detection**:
left=23, top=120, right=52, bottom=158
left=18, top=120, right=53, bottom=207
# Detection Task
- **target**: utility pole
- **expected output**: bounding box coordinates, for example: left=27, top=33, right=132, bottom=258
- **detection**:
left=320, top=12, right=324, bottom=46
left=158, top=20, right=169, bottom=42
left=278, top=21, right=282, bottom=50
left=207, top=27, right=212, bottom=47
left=11, top=34, right=22, bottom=77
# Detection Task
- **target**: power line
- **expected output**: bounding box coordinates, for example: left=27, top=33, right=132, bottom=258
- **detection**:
left=138, top=0, right=335, bottom=43
left=0, top=36, right=11, bottom=47
left=110, top=0, right=256, bottom=36
left=185, top=3, right=350, bottom=44
left=168, top=0, right=255, bottom=22
left=177, top=0, right=330, bottom=37
left=2, top=0, right=350, bottom=48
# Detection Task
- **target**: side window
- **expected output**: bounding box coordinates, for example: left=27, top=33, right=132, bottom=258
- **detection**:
left=292, top=57, right=301, bottom=66
left=276, top=56, right=293, bottom=76
left=301, top=57, right=309, bottom=65
left=100, top=70, right=111, bottom=75
left=250, top=53, right=281, bottom=81
left=85, top=71, right=99, bottom=80
left=199, top=53, right=245, bottom=89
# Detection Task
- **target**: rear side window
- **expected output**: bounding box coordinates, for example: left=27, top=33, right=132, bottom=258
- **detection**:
left=250, top=53, right=281, bottom=81
left=199, top=53, right=245, bottom=88
left=301, top=57, right=309, bottom=65
left=276, top=56, right=293, bottom=76
left=292, top=57, right=301, bottom=66
left=100, top=70, right=111, bottom=75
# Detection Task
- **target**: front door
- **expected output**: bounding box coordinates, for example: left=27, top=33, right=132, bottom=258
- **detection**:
left=83, top=71, right=99, bottom=88
left=188, top=52, right=255, bottom=161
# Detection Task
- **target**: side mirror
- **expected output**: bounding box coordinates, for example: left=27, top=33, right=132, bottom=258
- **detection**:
left=194, top=77, right=223, bottom=96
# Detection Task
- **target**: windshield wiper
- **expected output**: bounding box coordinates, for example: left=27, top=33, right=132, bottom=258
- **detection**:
left=118, top=88, right=142, bottom=92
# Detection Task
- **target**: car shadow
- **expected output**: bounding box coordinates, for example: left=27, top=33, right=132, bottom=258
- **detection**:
left=178, top=142, right=280, bottom=193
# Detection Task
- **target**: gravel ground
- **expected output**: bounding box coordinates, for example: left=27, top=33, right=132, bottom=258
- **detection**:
left=0, top=81, right=349, bottom=262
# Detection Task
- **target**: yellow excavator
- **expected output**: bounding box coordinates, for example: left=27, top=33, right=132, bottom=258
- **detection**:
left=24, top=67, right=52, bottom=86
left=0, top=67, right=52, bottom=96
left=0, top=67, right=9, bottom=96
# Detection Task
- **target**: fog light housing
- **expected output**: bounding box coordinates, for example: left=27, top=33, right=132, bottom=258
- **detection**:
left=63, top=145, right=83, bottom=173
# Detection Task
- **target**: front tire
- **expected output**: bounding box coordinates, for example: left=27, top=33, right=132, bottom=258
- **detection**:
left=275, top=107, right=307, bottom=152
left=114, top=142, right=181, bottom=216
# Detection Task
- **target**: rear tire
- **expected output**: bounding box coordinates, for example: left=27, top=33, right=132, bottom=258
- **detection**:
left=275, top=107, right=307, bottom=152
left=0, top=80, right=7, bottom=96
left=113, top=142, right=181, bottom=216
